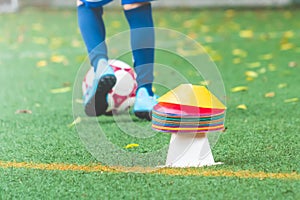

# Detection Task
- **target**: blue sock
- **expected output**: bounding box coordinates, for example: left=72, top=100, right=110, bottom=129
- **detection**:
left=124, top=3, right=154, bottom=96
left=77, top=4, right=107, bottom=72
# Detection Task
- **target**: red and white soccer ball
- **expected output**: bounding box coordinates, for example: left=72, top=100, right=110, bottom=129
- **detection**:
left=82, top=59, right=137, bottom=114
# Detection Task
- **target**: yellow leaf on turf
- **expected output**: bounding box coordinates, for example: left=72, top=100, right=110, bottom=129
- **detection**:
left=183, top=19, right=197, bottom=28
left=288, top=61, right=297, bottom=68
left=259, top=53, right=273, bottom=60
left=200, top=80, right=210, bottom=86
left=284, top=98, right=299, bottom=103
left=281, top=43, right=293, bottom=51
left=268, top=64, right=277, bottom=71
left=258, top=68, right=266, bottom=74
left=264, top=92, right=275, bottom=98
left=75, top=99, right=83, bottom=104
left=51, top=55, right=65, bottom=63
left=68, top=117, right=81, bottom=128
left=236, top=104, right=247, bottom=110
left=204, top=36, right=213, bottom=43
left=200, top=25, right=210, bottom=33
left=125, top=143, right=139, bottom=149
left=245, top=71, right=258, bottom=78
left=278, top=83, right=287, bottom=89
left=50, top=87, right=71, bottom=94
left=225, top=9, right=235, bottom=18
left=246, top=77, right=254, bottom=82
left=247, top=62, right=261, bottom=68
left=187, top=32, right=197, bottom=39
left=233, top=58, right=241, bottom=64
left=71, top=39, right=82, bottom=48
left=283, top=31, right=294, bottom=38
left=211, top=53, right=222, bottom=62
left=51, top=55, right=69, bottom=66
left=231, top=86, right=248, bottom=93
left=50, top=37, right=63, bottom=49
left=232, top=49, right=247, bottom=57
left=36, top=60, right=47, bottom=68
left=239, top=30, right=254, bottom=38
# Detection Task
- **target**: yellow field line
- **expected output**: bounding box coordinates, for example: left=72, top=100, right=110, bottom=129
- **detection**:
left=0, top=160, right=299, bottom=180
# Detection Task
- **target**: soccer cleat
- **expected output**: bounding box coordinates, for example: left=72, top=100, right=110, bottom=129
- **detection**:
left=133, top=87, right=157, bottom=121
left=84, top=59, right=116, bottom=117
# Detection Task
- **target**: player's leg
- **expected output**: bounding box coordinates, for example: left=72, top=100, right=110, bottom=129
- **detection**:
left=77, top=0, right=116, bottom=116
left=123, top=1, right=157, bottom=120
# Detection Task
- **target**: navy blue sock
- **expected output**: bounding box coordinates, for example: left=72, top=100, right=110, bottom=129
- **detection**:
left=77, top=4, right=107, bottom=72
left=124, top=3, right=154, bottom=96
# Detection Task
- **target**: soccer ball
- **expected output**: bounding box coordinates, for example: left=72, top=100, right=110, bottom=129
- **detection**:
left=82, top=59, right=137, bottom=114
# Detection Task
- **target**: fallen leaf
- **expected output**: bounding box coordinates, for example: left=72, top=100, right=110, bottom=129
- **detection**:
left=278, top=83, right=287, bottom=89
left=283, top=11, right=292, bottom=19
left=200, top=80, right=210, bottom=86
left=51, top=55, right=66, bottom=63
left=232, top=49, right=247, bottom=57
left=200, top=25, right=210, bottom=33
left=281, top=43, right=293, bottom=51
left=125, top=143, right=139, bottom=149
left=50, top=87, right=71, bottom=94
left=288, top=61, right=297, bottom=68
left=259, top=53, right=273, bottom=60
left=284, top=98, right=299, bottom=103
left=239, top=30, right=254, bottom=38
left=63, top=82, right=71, bottom=87
left=246, top=77, right=254, bottom=82
left=75, top=99, right=83, bottom=104
left=187, top=32, right=197, bottom=39
left=245, top=71, right=258, bottom=78
left=183, top=19, right=197, bottom=28
left=50, top=37, right=63, bottom=49
left=283, top=31, right=294, bottom=38
left=258, top=68, right=266, bottom=74
left=264, top=92, right=275, bottom=98
left=15, top=109, right=32, bottom=114
left=247, top=62, right=261, bottom=68
left=233, top=58, right=241, bottom=64
left=211, top=53, right=222, bottom=62
left=225, top=9, right=235, bottom=18
left=268, top=64, right=277, bottom=71
left=204, top=36, right=213, bottom=43
left=231, top=86, right=248, bottom=93
left=36, top=60, right=47, bottom=68
left=236, top=104, right=247, bottom=110
left=71, top=39, right=82, bottom=48
left=68, top=117, right=81, bottom=128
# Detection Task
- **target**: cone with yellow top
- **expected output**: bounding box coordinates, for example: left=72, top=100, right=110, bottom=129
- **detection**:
left=152, top=84, right=226, bottom=167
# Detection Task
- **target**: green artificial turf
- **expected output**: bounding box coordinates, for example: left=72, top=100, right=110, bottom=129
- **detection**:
left=0, top=168, right=299, bottom=199
left=0, top=6, right=299, bottom=199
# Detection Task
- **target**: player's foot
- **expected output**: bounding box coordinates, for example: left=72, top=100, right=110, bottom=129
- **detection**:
left=84, top=59, right=116, bottom=117
left=133, top=87, right=157, bottom=121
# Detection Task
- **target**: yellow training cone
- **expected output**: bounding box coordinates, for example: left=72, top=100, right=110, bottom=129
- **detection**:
left=158, top=84, right=226, bottom=109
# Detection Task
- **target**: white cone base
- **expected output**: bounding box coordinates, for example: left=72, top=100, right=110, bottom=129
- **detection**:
left=165, top=133, right=221, bottom=168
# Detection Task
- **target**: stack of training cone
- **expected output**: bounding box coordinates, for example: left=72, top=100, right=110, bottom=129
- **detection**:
left=152, top=84, right=226, bottom=167
left=152, top=84, right=226, bottom=134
